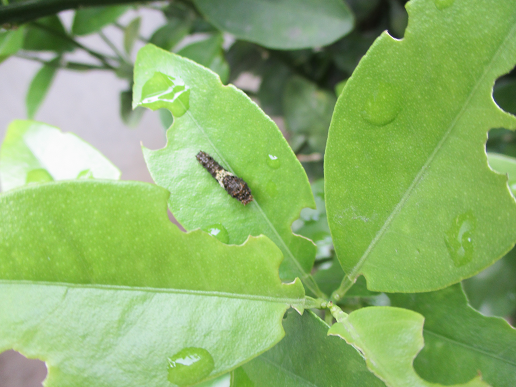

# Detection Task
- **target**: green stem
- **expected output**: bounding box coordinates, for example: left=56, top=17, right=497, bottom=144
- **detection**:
left=98, top=30, right=130, bottom=64
left=330, top=275, right=355, bottom=303
left=328, top=302, right=348, bottom=323
left=32, top=21, right=117, bottom=70
left=304, top=296, right=327, bottom=310
left=0, top=0, right=162, bottom=25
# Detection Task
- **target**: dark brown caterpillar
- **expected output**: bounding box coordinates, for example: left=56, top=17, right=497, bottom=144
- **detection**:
left=196, top=151, right=253, bottom=205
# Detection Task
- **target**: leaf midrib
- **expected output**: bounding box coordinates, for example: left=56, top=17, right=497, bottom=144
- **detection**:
left=0, top=279, right=303, bottom=305
left=345, top=21, right=516, bottom=282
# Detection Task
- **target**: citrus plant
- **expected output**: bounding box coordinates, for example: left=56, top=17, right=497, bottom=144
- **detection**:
left=1, top=0, right=516, bottom=386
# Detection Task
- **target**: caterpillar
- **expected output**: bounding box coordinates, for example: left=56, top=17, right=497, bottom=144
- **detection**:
left=196, top=151, right=253, bottom=205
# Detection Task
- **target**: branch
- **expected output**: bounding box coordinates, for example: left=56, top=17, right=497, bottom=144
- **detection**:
left=0, top=0, right=161, bottom=25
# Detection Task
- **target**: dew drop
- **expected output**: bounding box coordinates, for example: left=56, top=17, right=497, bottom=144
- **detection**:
left=167, top=347, right=214, bottom=386
left=26, top=168, right=54, bottom=184
left=361, top=82, right=402, bottom=126
left=266, top=154, right=281, bottom=169
left=266, top=181, right=278, bottom=197
left=434, top=0, right=455, bottom=10
left=202, top=223, right=229, bottom=244
left=444, top=211, right=477, bottom=267
left=139, top=72, right=190, bottom=117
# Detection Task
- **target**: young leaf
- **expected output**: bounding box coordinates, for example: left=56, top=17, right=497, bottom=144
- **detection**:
left=0, top=26, right=25, bottom=63
left=0, top=120, right=120, bottom=191
left=23, top=15, right=74, bottom=52
left=193, top=0, right=354, bottom=50
left=325, top=0, right=516, bottom=294
left=123, top=16, right=141, bottom=56
left=26, top=57, right=59, bottom=119
left=328, top=306, right=488, bottom=387
left=0, top=181, right=305, bottom=386
left=233, top=310, right=386, bottom=386
left=389, top=284, right=516, bottom=387
left=176, top=34, right=229, bottom=84
left=72, top=6, right=130, bottom=36
left=133, top=44, right=322, bottom=297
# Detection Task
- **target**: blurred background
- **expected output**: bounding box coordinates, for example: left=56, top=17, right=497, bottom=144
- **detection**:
left=0, top=0, right=515, bottom=385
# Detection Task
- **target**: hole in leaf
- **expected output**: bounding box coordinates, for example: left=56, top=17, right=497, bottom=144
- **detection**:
left=0, top=350, right=47, bottom=387
left=487, top=69, right=516, bottom=156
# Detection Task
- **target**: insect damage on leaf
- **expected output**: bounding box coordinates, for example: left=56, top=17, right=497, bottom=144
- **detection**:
left=196, top=151, right=253, bottom=205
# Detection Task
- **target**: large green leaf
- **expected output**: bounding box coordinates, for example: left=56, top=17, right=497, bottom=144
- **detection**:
left=133, top=44, right=322, bottom=297
left=0, top=181, right=305, bottom=386
left=328, top=306, right=488, bottom=387
left=26, top=58, right=59, bottom=119
left=325, top=0, right=516, bottom=295
left=0, top=120, right=120, bottom=191
left=390, top=284, right=516, bottom=387
left=193, top=0, right=354, bottom=50
left=233, top=310, right=386, bottom=386
left=72, top=6, right=130, bottom=36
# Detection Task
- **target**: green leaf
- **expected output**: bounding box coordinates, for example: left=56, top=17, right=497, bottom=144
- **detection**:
left=193, top=0, right=354, bottom=50
left=284, top=76, right=336, bottom=154
left=233, top=310, right=386, bottom=386
left=326, top=0, right=516, bottom=294
left=72, top=6, right=130, bottom=36
left=328, top=306, right=488, bottom=387
left=26, top=57, right=59, bottom=119
left=123, top=16, right=141, bottom=55
left=177, top=34, right=229, bottom=84
left=149, top=20, right=191, bottom=52
left=389, top=284, right=516, bottom=387
left=133, top=44, right=321, bottom=297
left=0, top=120, right=120, bottom=191
left=292, top=180, right=332, bottom=260
left=120, top=89, right=145, bottom=127
left=0, top=26, right=25, bottom=63
left=23, top=15, right=74, bottom=52
left=0, top=181, right=305, bottom=386
left=225, top=41, right=263, bottom=83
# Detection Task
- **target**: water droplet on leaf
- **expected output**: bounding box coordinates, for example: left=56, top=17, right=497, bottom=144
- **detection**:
left=434, top=0, right=455, bottom=10
left=266, top=154, right=281, bottom=169
left=26, top=168, right=53, bottom=184
left=202, top=224, right=229, bottom=244
left=361, top=82, right=401, bottom=126
left=139, top=72, right=190, bottom=117
left=266, top=181, right=278, bottom=197
left=167, top=347, right=214, bottom=386
left=445, top=211, right=476, bottom=267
